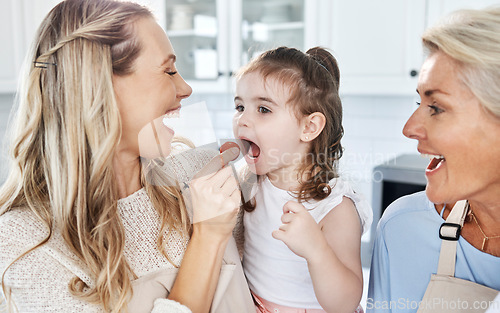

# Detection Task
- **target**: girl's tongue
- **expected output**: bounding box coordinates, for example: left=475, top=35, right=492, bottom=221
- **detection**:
left=249, top=142, right=260, bottom=158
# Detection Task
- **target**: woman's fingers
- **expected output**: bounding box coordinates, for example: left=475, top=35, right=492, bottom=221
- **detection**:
left=220, top=175, right=238, bottom=196
left=193, top=146, right=240, bottom=179
left=281, top=212, right=294, bottom=224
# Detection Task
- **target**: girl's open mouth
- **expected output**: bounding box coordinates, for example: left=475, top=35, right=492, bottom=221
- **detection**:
left=241, top=139, right=261, bottom=162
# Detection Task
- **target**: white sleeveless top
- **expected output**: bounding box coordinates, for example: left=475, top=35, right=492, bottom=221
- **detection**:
left=243, top=176, right=372, bottom=308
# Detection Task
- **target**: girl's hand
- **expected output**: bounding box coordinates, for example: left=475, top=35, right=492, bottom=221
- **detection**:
left=272, top=200, right=328, bottom=260
left=189, top=147, right=241, bottom=241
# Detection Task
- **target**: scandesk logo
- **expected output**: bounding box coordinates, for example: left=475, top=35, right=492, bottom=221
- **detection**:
left=366, top=297, right=500, bottom=311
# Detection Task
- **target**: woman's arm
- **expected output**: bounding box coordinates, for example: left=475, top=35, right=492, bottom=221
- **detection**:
left=167, top=149, right=240, bottom=313
left=272, top=197, right=363, bottom=313
left=166, top=216, right=234, bottom=313
left=366, top=223, right=391, bottom=313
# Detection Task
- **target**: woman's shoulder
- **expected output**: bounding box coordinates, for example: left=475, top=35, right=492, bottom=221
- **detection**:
left=0, top=207, right=48, bottom=245
left=0, top=208, right=49, bottom=269
left=162, top=146, right=218, bottom=181
left=0, top=207, right=95, bottom=287
left=170, top=146, right=218, bottom=163
left=378, top=191, right=435, bottom=231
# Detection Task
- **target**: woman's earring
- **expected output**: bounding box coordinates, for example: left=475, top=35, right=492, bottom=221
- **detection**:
left=305, top=136, right=309, bottom=140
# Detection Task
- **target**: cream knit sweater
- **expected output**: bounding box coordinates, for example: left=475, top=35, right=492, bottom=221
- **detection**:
left=0, top=148, right=246, bottom=313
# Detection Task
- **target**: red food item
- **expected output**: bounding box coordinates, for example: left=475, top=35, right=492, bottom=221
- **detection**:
left=220, top=141, right=240, bottom=153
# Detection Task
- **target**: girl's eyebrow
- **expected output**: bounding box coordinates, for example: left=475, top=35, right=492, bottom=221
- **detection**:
left=257, top=96, right=275, bottom=104
left=234, top=96, right=277, bottom=105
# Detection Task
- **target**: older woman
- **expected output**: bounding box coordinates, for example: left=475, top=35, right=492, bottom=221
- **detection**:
left=0, top=0, right=254, bottom=312
left=367, top=6, right=500, bottom=313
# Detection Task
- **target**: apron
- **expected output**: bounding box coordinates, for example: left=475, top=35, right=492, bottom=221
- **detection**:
left=417, top=200, right=500, bottom=313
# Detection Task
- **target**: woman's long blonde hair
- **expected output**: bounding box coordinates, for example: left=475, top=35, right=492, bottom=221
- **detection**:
left=0, top=0, right=190, bottom=311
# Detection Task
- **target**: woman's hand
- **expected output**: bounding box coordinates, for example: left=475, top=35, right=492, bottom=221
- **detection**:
left=168, top=146, right=241, bottom=313
left=189, top=146, right=241, bottom=242
left=272, top=200, right=328, bottom=261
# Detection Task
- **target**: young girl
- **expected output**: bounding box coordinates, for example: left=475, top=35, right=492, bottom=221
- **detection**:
left=232, top=46, right=372, bottom=313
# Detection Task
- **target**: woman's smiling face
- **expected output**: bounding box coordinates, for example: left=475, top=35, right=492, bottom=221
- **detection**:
left=113, top=17, right=192, bottom=159
left=403, top=51, right=500, bottom=205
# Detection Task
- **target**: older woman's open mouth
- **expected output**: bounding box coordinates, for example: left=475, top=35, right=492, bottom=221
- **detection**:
left=423, top=154, right=445, bottom=173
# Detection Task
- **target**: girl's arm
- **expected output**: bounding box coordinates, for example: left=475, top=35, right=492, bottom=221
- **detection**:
left=308, top=197, right=363, bottom=313
left=273, top=197, right=363, bottom=313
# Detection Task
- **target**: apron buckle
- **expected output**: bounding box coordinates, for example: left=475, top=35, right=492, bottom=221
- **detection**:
left=439, top=222, right=461, bottom=241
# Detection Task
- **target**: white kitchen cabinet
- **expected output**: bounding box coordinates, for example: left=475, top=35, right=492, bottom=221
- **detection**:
left=162, top=0, right=325, bottom=93
left=3, top=0, right=496, bottom=95
left=327, top=0, right=499, bottom=96
left=426, top=0, right=500, bottom=28
left=326, top=0, right=427, bottom=96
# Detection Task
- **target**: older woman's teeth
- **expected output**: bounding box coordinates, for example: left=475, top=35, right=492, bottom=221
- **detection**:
left=424, top=154, right=446, bottom=172
left=421, top=154, right=445, bottom=160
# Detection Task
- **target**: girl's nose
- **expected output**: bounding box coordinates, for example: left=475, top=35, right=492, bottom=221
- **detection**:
left=236, top=110, right=252, bottom=127
left=403, top=108, right=426, bottom=140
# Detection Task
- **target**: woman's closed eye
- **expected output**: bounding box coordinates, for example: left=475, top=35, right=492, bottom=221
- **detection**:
left=416, top=101, right=444, bottom=116
left=165, top=70, right=177, bottom=76
left=429, top=105, right=444, bottom=116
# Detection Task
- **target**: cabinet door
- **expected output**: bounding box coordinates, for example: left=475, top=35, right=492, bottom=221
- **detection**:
left=427, top=0, right=500, bottom=28
left=163, top=0, right=317, bottom=94
left=229, top=0, right=319, bottom=92
left=329, top=0, right=426, bottom=96
left=239, top=0, right=307, bottom=65
left=164, top=0, right=231, bottom=93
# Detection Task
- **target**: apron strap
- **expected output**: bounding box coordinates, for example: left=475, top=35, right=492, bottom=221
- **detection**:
left=436, top=200, right=469, bottom=276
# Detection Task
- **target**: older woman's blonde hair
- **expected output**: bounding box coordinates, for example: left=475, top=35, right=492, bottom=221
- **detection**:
left=422, top=6, right=500, bottom=118
left=0, top=0, right=190, bottom=311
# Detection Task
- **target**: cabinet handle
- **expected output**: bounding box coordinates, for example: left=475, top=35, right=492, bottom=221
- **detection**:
left=410, top=69, right=418, bottom=77
left=217, top=71, right=234, bottom=77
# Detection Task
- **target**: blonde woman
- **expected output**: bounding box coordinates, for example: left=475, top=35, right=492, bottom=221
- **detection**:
left=367, top=6, right=500, bottom=313
left=0, top=0, right=254, bottom=312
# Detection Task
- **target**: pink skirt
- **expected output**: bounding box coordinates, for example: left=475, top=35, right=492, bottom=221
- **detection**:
left=252, top=292, right=364, bottom=313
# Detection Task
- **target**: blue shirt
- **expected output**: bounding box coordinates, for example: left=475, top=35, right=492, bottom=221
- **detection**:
left=367, top=191, right=500, bottom=313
